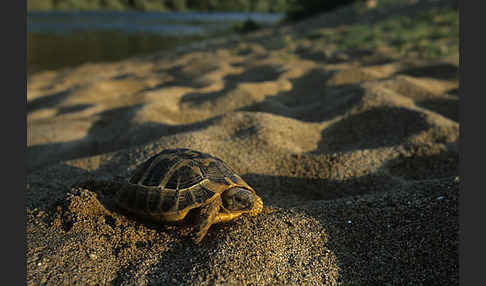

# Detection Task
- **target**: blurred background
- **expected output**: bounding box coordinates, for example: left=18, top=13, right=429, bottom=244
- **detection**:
left=27, top=0, right=292, bottom=75
left=27, top=0, right=458, bottom=75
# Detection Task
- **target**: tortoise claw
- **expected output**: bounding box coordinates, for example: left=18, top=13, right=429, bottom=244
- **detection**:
left=193, top=231, right=206, bottom=244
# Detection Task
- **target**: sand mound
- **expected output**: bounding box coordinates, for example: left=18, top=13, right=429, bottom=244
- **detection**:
left=27, top=1, right=459, bottom=284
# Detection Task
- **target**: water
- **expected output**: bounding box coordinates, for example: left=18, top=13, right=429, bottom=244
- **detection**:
left=27, top=11, right=284, bottom=74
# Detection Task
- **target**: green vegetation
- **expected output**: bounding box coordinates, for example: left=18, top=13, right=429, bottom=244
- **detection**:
left=262, top=34, right=293, bottom=50
left=305, top=6, right=459, bottom=59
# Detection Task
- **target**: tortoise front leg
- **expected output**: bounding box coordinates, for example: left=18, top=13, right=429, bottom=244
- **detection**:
left=193, top=197, right=221, bottom=244
left=215, top=211, right=243, bottom=223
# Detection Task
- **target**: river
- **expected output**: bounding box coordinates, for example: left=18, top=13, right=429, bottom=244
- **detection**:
left=28, top=11, right=284, bottom=74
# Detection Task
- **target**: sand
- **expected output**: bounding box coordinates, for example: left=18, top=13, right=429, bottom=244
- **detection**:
left=27, top=1, right=459, bottom=285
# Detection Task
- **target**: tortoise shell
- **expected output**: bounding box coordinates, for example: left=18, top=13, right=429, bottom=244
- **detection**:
left=113, top=148, right=256, bottom=222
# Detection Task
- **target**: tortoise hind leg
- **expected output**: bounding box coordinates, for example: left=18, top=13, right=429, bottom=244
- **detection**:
left=193, top=197, right=222, bottom=244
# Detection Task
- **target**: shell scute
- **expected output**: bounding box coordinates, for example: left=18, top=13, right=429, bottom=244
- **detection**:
left=193, top=185, right=216, bottom=204
left=147, top=190, right=161, bottom=214
left=119, top=187, right=137, bottom=209
left=166, top=164, right=203, bottom=190
left=201, top=161, right=231, bottom=185
left=160, top=191, right=177, bottom=212
left=176, top=190, right=196, bottom=211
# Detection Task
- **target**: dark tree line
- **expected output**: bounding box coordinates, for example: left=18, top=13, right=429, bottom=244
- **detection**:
left=28, top=0, right=363, bottom=20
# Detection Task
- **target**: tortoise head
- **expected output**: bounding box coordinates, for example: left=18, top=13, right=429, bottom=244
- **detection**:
left=221, top=187, right=263, bottom=216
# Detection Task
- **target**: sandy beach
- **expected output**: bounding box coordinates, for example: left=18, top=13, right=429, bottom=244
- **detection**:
left=27, top=0, right=459, bottom=285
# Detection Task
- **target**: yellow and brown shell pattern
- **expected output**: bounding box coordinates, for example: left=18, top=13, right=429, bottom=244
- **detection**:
left=113, top=148, right=256, bottom=221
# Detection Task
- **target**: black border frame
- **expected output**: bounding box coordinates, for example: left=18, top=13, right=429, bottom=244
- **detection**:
left=18, top=0, right=27, bottom=284
left=459, top=0, right=477, bottom=285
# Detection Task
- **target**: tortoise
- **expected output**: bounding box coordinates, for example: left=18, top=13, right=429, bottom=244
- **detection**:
left=80, top=148, right=263, bottom=244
